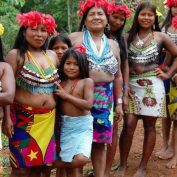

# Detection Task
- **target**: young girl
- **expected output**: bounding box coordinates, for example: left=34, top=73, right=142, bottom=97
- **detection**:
left=48, top=34, right=72, bottom=63
left=156, top=0, right=177, bottom=169
left=118, top=2, right=177, bottom=177
left=104, top=3, right=131, bottom=176
left=54, top=46, right=94, bottom=177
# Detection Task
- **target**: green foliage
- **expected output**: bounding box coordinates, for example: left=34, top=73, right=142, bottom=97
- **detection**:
left=0, top=1, right=19, bottom=55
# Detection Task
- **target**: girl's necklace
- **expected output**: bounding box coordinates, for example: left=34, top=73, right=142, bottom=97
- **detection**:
left=61, top=79, right=79, bottom=94
left=136, top=32, right=152, bottom=48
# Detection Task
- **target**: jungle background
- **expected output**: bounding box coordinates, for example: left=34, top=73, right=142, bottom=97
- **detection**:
left=0, top=0, right=165, bottom=54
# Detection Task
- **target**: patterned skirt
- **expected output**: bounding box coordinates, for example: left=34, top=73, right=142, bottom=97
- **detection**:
left=127, top=71, right=166, bottom=118
left=9, top=102, right=56, bottom=168
left=168, top=82, right=177, bottom=120
left=91, top=82, right=114, bottom=144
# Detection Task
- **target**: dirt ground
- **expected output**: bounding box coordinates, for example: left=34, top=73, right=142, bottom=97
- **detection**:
left=1, top=119, right=177, bottom=177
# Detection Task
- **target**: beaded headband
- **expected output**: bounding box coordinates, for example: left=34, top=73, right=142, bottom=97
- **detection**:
left=109, top=2, right=131, bottom=18
left=164, top=0, right=177, bottom=7
left=0, top=24, right=4, bottom=36
left=16, top=11, right=57, bottom=35
left=77, top=0, right=112, bottom=16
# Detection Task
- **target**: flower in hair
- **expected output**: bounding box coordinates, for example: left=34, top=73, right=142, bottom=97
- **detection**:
left=74, top=45, right=86, bottom=54
left=109, top=2, right=131, bottom=17
left=156, top=10, right=162, bottom=17
left=0, top=24, right=4, bottom=36
left=172, top=16, right=177, bottom=29
left=16, top=11, right=57, bottom=35
left=164, top=0, right=177, bottom=7
left=77, top=0, right=112, bottom=16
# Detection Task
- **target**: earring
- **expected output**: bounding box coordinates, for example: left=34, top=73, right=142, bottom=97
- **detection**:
left=82, top=25, right=87, bottom=32
left=104, top=24, right=110, bottom=34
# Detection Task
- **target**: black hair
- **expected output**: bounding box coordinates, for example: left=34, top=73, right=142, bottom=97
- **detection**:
left=13, top=27, right=48, bottom=59
left=48, top=34, right=72, bottom=50
left=0, top=38, right=4, bottom=62
left=106, top=2, right=127, bottom=61
left=78, top=6, right=108, bottom=32
left=59, top=48, right=89, bottom=80
left=127, top=2, right=161, bottom=45
left=161, top=8, right=172, bottom=32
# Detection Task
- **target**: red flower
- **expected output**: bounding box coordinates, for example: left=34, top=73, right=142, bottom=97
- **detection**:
left=172, top=16, right=177, bottom=29
left=77, top=0, right=112, bottom=16
left=142, top=97, right=157, bottom=107
left=109, top=2, right=131, bottom=18
left=16, top=11, right=57, bottom=35
left=164, top=0, right=177, bottom=7
left=137, top=79, right=152, bottom=86
left=74, top=45, right=86, bottom=54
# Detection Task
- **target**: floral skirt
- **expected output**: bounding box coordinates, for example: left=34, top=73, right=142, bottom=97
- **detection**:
left=127, top=71, right=166, bottom=118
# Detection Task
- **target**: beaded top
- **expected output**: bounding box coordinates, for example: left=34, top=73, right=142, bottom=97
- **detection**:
left=128, top=39, right=160, bottom=67
left=16, top=52, right=59, bottom=94
left=83, top=30, right=118, bottom=75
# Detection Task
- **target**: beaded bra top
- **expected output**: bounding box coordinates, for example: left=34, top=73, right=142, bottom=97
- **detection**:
left=162, top=28, right=177, bottom=45
left=16, top=51, right=59, bottom=94
left=128, top=38, right=160, bottom=67
left=83, top=30, right=118, bottom=75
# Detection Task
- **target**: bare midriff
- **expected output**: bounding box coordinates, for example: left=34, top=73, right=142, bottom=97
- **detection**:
left=15, top=87, right=56, bottom=109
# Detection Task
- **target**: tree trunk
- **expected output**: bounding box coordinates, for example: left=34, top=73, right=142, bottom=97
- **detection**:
left=67, top=0, right=73, bottom=33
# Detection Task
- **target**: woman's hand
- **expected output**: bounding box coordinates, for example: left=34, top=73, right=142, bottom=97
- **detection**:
left=155, top=68, right=170, bottom=80
left=114, top=104, right=123, bottom=122
left=123, top=95, right=129, bottom=112
left=2, top=118, right=14, bottom=138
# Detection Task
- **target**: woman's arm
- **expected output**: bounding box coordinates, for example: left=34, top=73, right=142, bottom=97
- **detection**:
left=0, top=62, right=15, bottom=105
left=55, top=78, right=94, bottom=110
left=110, top=40, right=124, bottom=121
left=157, top=33, right=177, bottom=78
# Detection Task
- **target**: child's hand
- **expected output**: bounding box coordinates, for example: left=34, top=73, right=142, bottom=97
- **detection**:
left=54, top=82, right=68, bottom=100
left=155, top=68, right=170, bottom=80
left=2, top=118, right=14, bottom=138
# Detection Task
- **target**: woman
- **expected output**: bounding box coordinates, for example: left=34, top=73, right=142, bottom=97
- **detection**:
left=4, top=11, right=59, bottom=177
left=48, top=34, right=72, bottom=63
left=156, top=0, right=177, bottom=167
left=118, top=2, right=177, bottom=177
left=0, top=23, right=15, bottom=171
left=104, top=2, right=131, bottom=177
left=69, top=0, right=123, bottom=176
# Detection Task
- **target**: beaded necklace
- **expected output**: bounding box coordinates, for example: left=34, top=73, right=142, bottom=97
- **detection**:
left=27, top=51, right=56, bottom=81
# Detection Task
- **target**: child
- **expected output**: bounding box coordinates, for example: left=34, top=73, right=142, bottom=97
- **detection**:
left=48, top=34, right=72, bottom=62
left=54, top=45, right=94, bottom=177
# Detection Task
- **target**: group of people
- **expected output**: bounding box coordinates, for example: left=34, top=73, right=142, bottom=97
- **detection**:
left=0, top=0, right=177, bottom=177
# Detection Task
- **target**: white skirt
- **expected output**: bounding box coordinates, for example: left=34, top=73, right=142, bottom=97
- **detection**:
left=127, top=72, right=166, bottom=118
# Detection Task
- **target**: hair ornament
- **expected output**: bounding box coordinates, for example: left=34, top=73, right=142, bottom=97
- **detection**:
left=172, top=16, right=177, bottom=29
left=74, top=45, right=86, bottom=54
left=109, top=2, right=131, bottom=17
left=164, top=0, right=177, bottom=7
left=0, top=24, right=4, bottom=36
left=16, top=11, right=57, bottom=35
left=77, top=0, right=112, bottom=16
left=156, top=10, right=162, bottom=17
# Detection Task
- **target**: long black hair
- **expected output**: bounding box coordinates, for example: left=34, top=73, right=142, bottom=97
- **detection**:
left=127, top=2, right=161, bottom=45
left=106, top=2, right=127, bottom=61
left=13, top=27, right=48, bottom=59
left=59, top=48, right=89, bottom=80
left=0, top=38, right=4, bottom=62
left=48, top=34, right=72, bottom=49
left=161, top=8, right=173, bottom=32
